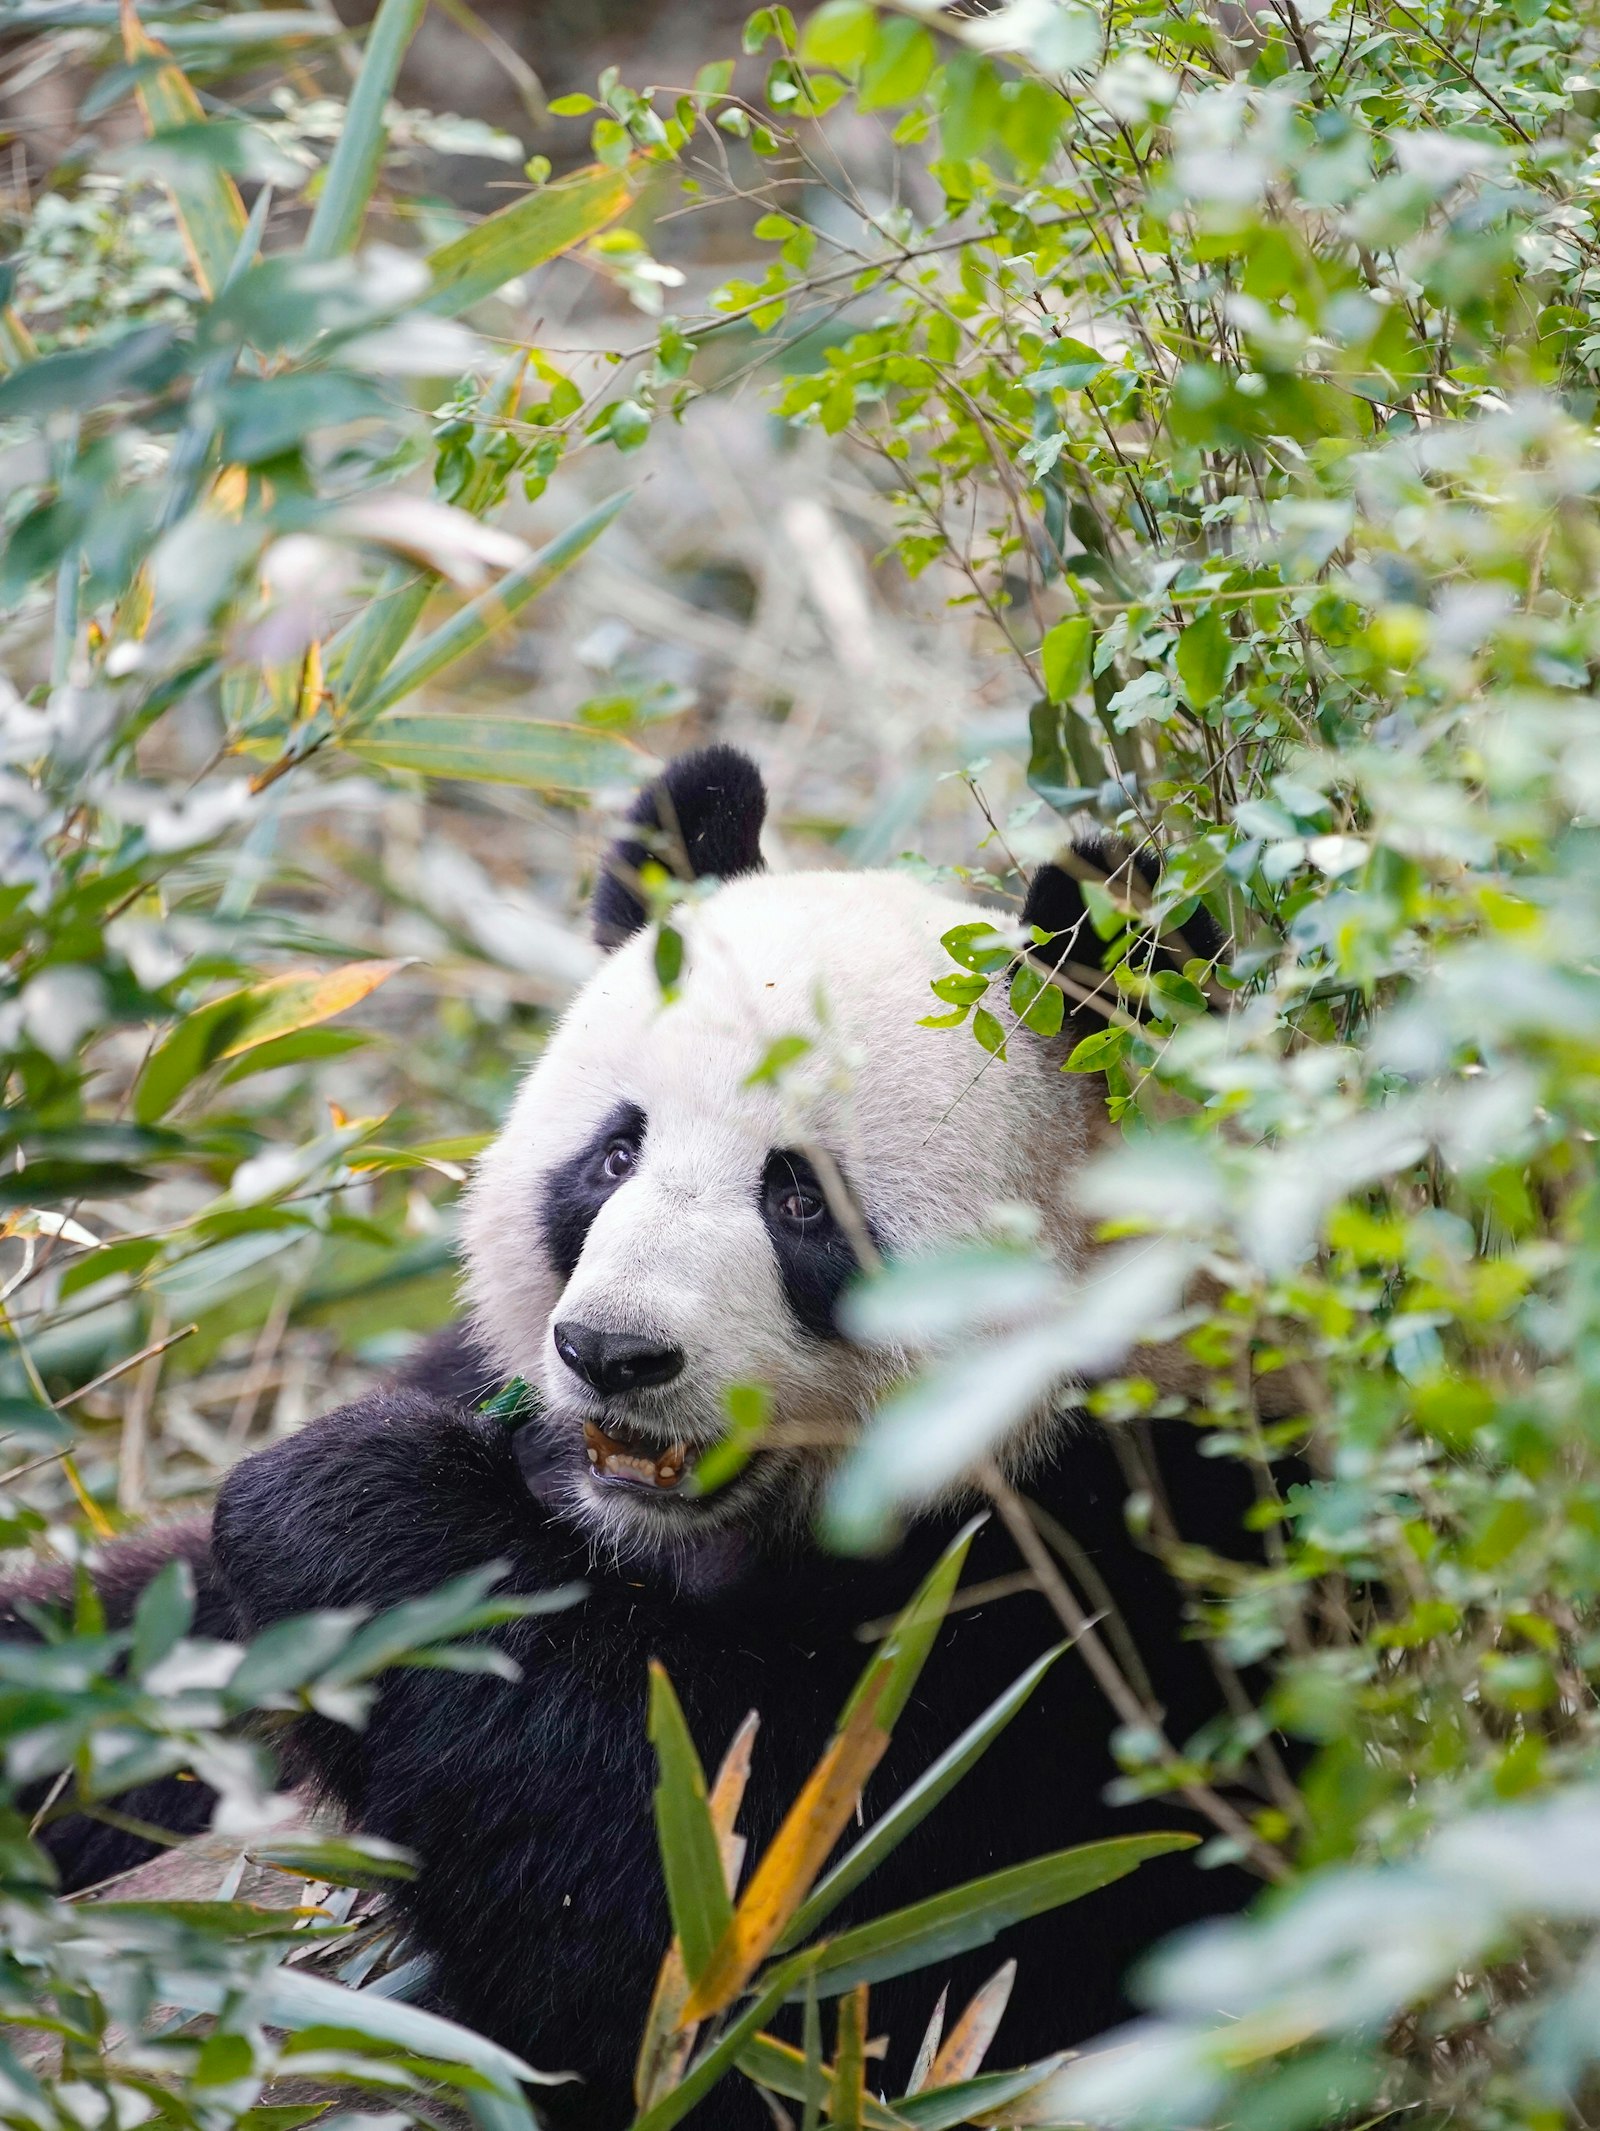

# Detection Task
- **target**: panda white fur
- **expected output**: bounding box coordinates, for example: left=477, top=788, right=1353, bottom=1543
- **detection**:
left=17, top=747, right=1260, bottom=2131
left=463, top=774, right=1108, bottom=1564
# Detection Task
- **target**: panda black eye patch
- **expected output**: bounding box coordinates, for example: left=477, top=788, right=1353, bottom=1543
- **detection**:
left=760, top=1148, right=870, bottom=1340
left=540, top=1102, right=645, bottom=1282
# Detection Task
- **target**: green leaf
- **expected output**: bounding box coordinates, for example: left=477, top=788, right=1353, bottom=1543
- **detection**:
left=799, top=0, right=875, bottom=68
left=859, top=18, right=936, bottom=109
left=426, top=165, right=634, bottom=316
left=736, top=2031, right=903, bottom=2131
left=196, top=1965, right=561, bottom=2095
left=972, top=1007, right=1007, bottom=1058
left=799, top=1833, right=1198, bottom=1997
left=929, top=972, right=987, bottom=1007
left=655, top=921, right=685, bottom=993
left=939, top=923, right=1013, bottom=975
left=838, top=1516, right=982, bottom=1735
left=630, top=1966, right=798, bottom=2131
left=216, top=373, right=390, bottom=464
left=304, top=0, right=428, bottom=259
left=348, top=713, right=647, bottom=791
left=1149, top=968, right=1209, bottom=1020
left=316, top=1566, right=580, bottom=1687
left=1040, top=615, right=1092, bottom=704
left=648, top=1661, right=735, bottom=1984
left=345, top=490, right=633, bottom=720
left=744, top=1034, right=812, bottom=1086
left=0, top=325, right=180, bottom=423
left=129, top=1558, right=195, bottom=1678
left=782, top=1645, right=1065, bottom=1948
left=1009, top=964, right=1064, bottom=1038
left=1029, top=336, right=1106, bottom=391
left=1062, top=1025, right=1130, bottom=1074
left=250, top=1834, right=416, bottom=1886
left=893, top=2057, right=1070, bottom=2131
left=123, top=2, right=247, bottom=298
left=1175, top=608, right=1232, bottom=710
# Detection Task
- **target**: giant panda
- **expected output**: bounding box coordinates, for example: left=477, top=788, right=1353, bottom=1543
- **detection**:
left=20, top=747, right=1267, bottom=2130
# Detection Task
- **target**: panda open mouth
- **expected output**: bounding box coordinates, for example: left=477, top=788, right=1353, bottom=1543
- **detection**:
left=583, top=1418, right=693, bottom=1492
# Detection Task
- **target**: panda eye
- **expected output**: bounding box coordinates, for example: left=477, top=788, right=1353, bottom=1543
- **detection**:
left=601, top=1140, right=636, bottom=1183
left=776, top=1186, right=825, bottom=1226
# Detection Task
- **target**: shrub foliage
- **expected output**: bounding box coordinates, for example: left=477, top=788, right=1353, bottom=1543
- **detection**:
left=4, top=0, right=1600, bottom=2123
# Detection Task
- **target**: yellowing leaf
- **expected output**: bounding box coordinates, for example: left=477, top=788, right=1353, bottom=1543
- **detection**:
left=121, top=0, right=247, bottom=298
left=425, top=165, right=634, bottom=317
left=218, top=960, right=407, bottom=1059
left=681, top=1672, right=891, bottom=2023
left=926, top=1960, right=1015, bottom=2089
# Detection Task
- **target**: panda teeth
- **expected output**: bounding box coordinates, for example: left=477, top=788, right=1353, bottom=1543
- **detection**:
left=583, top=1419, right=691, bottom=1491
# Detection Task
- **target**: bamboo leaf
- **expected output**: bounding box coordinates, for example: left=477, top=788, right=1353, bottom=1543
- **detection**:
left=681, top=1672, right=892, bottom=2024
left=217, top=960, right=407, bottom=1058
left=686, top=1522, right=981, bottom=2022
left=894, top=2055, right=1070, bottom=2131
left=425, top=165, right=635, bottom=317
left=648, top=1662, right=735, bottom=1987
left=342, top=488, right=632, bottom=722
left=799, top=1833, right=1199, bottom=2000
left=344, top=714, right=645, bottom=792
left=304, top=0, right=428, bottom=259
left=121, top=0, right=246, bottom=298
left=635, top=1710, right=761, bottom=2112
left=630, top=1964, right=800, bottom=2131
left=781, top=1644, right=1065, bottom=1950
left=133, top=961, right=404, bottom=1123
left=831, top=1986, right=869, bottom=2131
left=840, top=1514, right=985, bottom=1732
left=904, top=1989, right=946, bottom=2099
left=736, top=2032, right=906, bottom=2131
left=926, top=1961, right=1015, bottom=2090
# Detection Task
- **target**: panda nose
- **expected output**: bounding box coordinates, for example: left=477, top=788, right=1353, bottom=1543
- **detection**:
left=554, top=1321, right=685, bottom=1396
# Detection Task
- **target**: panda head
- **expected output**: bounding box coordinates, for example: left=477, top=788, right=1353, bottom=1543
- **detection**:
left=461, top=746, right=1138, bottom=1563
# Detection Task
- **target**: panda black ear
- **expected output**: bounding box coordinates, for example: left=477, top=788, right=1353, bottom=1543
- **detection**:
left=592, top=745, right=768, bottom=949
left=1020, top=832, right=1227, bottom=1029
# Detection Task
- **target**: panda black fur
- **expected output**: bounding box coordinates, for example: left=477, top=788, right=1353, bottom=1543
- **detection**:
left=21, top=749, right=1261, bottom=2130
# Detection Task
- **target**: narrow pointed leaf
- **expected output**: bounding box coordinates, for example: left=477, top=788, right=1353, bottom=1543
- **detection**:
left=905, top=1989, right=947, bottom=2099
left=927, top=1962, right=1015, bottom=2090
left=329, top=563, right=433, bottom=710
left=686, top=1522, right=982, bottom=2023
left=797, top=1833, right=1198, bottom=1999
left=173, top=1962, right=564, bottom=2092
left=781, top=1643, right=1064, bottom=1950
left=345, top=714, right=645, bottom=792
left=631, top=1964, right=800, bottom=2131
left=304, top=0, right=427, bottom=258
left=831, top=1986, right=869, bottom=2131
left=635, top=1711, right=759, bottom=2109
left=839, top=1514, right=985, bottom=1731
left=648, top=1662, right=735, bottom=1987
left=895, top=2055, right=1070, bottom=2131
left=345, top=488, right=632, bottom=721
left=736, top=2032, right=907, bottom=2131
left=217, top=960, right=407, bottom=1058
left=426, top=165, right=634, bottom=317
left=122, top=0, right=246, bottom=297
left=682, top=1672, right=892, bottom=2024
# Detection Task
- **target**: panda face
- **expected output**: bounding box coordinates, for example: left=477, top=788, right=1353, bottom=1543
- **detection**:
left=462, top=864, right=1104, bottom=1563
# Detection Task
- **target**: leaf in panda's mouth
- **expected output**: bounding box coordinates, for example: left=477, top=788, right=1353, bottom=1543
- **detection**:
left=583, top=1418, right=693, bottom=1492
